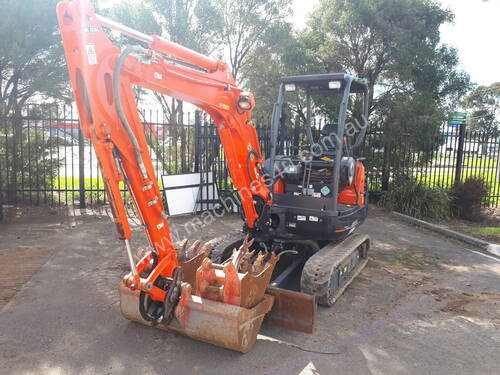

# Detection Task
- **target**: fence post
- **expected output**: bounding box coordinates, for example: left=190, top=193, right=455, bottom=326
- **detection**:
left=78, top=126, right=86, bottom=209
left=293, top=115, right=300, bottom=153
left=194, top=110, right=201, bottom=173
left=454, top=122, right=466, bottom=185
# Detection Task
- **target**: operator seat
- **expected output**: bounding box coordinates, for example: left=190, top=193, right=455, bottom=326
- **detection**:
left=319, top=123, right=338, bottom=158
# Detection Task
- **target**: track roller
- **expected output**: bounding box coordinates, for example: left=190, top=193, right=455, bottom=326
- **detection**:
left=300, top=234, right=370, bottom=306
left=209, top=230, right=250, bottom=263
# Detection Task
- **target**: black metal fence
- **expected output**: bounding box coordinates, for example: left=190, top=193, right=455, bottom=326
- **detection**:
left=1, top=105, right=499, bottom=209
left=360, top=123, right=500, bottom=206
left=0, top=104, right=271, bottom=210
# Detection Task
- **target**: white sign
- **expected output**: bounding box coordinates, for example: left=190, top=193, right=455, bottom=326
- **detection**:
left=162, top=172, right=219, bottom=216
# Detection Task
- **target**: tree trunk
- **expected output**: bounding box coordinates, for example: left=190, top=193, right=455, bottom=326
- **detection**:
left=381, top=144, right=390, bottom=192
left=7, top=109, right=22, bottom=204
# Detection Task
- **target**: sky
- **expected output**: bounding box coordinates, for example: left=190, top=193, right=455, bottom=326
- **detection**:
left=292, top=0, right=500, bottom=87
left=102, top=0, right=498, bottom=87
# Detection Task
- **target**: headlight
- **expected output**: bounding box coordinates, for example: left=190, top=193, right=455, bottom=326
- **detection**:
left=340, top=157, right=356, bottom=188
left=348, top=159, right=355, bottom=185
left=237, top=92, right=255, bottom=111
left=329, top=81, right=342, bottom=89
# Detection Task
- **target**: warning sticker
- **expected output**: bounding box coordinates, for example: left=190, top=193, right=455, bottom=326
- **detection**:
left=321, top=186, right=331, bottom=196
left=86, top=44, right=98, bottom=65
left=84, top=26, right=99, bottom=33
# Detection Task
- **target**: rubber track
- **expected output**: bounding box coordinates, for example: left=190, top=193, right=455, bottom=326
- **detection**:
left=300, top=234, right=370, bottom=306
left=208, top=230, right=246, bottom=263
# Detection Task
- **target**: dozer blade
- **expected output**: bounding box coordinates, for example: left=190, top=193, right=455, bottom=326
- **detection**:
left=119, top=283, right=274, bottom=353
left=265, top=286, right=316, bottom=333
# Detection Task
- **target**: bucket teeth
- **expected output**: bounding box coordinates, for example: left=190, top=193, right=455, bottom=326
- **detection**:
left=197, top=242, right=213, bottom=257
left=186, top=240, right=201, bottom=259
left=175, top=239, right=189, bottom=262
left=174, top=236, right=280, bottom=309
left=120, top=236, right=284, bottom=353
left=251, top=251, right=267, bottom=274
left=227, top=234, right=257, bottom=272
left=239, top=249, right=255, bottom=273
left=176, top=239, right=213, bottom=263
left=241, top=235, right=255, bottom=252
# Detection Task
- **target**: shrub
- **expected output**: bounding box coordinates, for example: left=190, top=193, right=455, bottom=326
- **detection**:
left=450, top=177, right=489, bottom=221
left=380, top=175, right=451, bottom=220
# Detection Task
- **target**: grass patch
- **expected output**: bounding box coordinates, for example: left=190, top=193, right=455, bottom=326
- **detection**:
left=469, top=227, right=500, bottom=236
left=418, top=170, right=500, bottom=206
left=393, top=254, right=426, bottom=267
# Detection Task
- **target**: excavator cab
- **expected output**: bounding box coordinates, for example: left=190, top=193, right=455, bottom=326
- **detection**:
left=266, top=73, right=369, bottom=243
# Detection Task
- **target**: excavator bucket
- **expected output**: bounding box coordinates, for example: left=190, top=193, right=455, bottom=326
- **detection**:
left=119, top=284, right=274, bottom=353
left=118, top=237, right=282, bottom=353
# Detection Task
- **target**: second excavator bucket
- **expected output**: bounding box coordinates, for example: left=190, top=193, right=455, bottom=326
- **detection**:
left=119, top=284, right=275, bottom=353
left=119, top=237, right=284, bottom=353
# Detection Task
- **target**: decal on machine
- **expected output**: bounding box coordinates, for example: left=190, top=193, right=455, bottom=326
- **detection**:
left=320, top=186, right=331, bottom=196
left=84, top=26, right=99, bottom=33
left=86, top=44, right=98, bottom=65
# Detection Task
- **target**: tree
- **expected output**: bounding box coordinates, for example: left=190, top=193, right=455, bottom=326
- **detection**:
left=107, top=0, right=222, bottom=122
left=106, top=0, right=224, bottom=173
left=149, top=0, right=223, bottom=123
left=302, top=0, right=471, bottom=190
left=0, top=0, right=68, bottom=115
left=0, top=0, right=68, bottom=203
left=215, top=0, right=293, bottom=82
left=464, top=83, right=500, bottom=155
left=242, top=24, right=314, bottom=121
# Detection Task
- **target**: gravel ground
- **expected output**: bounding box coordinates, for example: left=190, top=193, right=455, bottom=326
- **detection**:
left=0, top=206, right=499, bottom=375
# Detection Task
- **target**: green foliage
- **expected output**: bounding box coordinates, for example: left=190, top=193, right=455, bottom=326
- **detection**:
left=380, top=175, right=451, bottom=219
left=0, top=0, right=69, bottom=115
left=319, top=0, right=469, bottom=189
left=393, top=254, right=426, bottom=267
left=0, top=1, right=68, bottom=203
left=463, top=83, right=500, bottom=144
left=104, top=0, right=161, bottom=47
left=243, top=28, right=323, bottom=120
left=450, top=177, right=489, bottom=221
left=242, top=0, right=473, bottom=195
left=214, top=0, right=293, bottom=81
left=469, top=227, right=500, bottom=236
left=0, top=117, right=63, bottom=203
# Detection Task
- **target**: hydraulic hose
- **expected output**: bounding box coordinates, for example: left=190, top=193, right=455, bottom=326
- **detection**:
left=113, top=45, right=149, bottom=179
left=246, top=149, right=271, bottom=228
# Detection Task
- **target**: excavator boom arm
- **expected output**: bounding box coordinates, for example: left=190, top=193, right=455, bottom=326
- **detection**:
left=56, top=1, right=270, bottom=277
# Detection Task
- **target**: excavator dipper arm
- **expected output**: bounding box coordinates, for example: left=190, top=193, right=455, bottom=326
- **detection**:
left=56, top=1, right=270, bottom=291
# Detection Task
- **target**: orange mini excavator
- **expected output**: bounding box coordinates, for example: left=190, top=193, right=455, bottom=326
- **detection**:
left=57, top=0, right=370, bottom=352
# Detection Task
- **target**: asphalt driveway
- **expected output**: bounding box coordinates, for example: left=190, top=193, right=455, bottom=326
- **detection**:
left=0, top=207, right=499, bottom=374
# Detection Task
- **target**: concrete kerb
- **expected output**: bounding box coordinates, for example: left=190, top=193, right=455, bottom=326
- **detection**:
left=392, top=212, right=500, bottom=257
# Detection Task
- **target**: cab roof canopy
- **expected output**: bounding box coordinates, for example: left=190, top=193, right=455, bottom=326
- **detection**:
left=281, top=73, right=368, bottom=94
